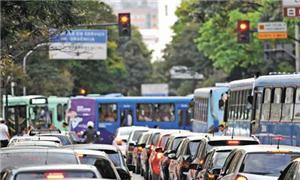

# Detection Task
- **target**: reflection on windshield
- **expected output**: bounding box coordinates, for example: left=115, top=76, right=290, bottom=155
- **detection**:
left=241, top=153, right=300, bottom=176
left=213, top=151, right=230, bottom=168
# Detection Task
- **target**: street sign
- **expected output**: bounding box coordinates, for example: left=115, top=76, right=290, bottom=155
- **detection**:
left=282, top=0, right=300, bottom=18
left=49, top=29, right=107, bottom=60
left=257, top=22, right=288, bottom=40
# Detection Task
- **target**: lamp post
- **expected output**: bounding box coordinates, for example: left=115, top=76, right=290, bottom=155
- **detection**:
left=22, top=43, right=48, bottom=95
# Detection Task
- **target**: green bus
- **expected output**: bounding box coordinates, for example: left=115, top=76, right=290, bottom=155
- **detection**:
left=3, top=95, right=69, bottom=135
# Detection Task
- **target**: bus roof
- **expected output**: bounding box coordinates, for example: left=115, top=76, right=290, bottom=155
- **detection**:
left=255, top=74, right=300, bottom=88
left=229, top=78, right=254, bottom=91
left=194, top=86, right=228, bottom=98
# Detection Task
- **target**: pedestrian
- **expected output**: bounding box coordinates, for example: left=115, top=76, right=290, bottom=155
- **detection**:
left=216, top=123, right=226, bottom=136
left=0, top=118, right=10, bottom=148
left=61, top=122, right=69, bottom=135
left=82, top=121, right=99, bottom=144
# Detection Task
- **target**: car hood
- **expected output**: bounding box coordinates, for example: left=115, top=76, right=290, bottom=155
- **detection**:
left=239, top=173, right=278, bottom=180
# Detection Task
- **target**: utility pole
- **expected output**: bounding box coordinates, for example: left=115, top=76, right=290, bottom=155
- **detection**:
left=296, top=22, right=300, bottom=72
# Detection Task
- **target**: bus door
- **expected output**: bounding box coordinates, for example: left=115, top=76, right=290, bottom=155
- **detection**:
left=177, top=103, right=192, bottom=130
left=29, top=105, right=51, bottom=129
left=6, top=105, right=27, bottom=135
left=119, top=104, right=134, bottom=127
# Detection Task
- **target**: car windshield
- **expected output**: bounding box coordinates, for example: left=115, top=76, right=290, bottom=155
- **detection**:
left=172, top=137, right=185, bottom=150
left=79, top=156, right=116, bottom=179
left=15, top=170, right=97, bottom=180
left=103, top=151, right=122, bottom=167
left=132, top=130, right=147, bottom=141
left=189, top=141, right=201, bottom=158
left=152, top=133, right=160, bottom=145
left=212, top=151, right=231, bottom=169
left=241, top=153, right=300, bottom=176
left=0, top=151, right=78, bottom=171
left=160, top=135, right=169, bottom=148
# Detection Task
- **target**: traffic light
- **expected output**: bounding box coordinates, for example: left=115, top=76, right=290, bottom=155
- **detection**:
left=237, top=20, right=250, bottom=43
left=79, top=88, right=87, bottom=95
left=118, top=13, right=131, bottom=37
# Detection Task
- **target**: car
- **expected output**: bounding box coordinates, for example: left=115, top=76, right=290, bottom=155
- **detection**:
left=7, top=140, right=61, bottom=148
left=187, top=135, right=260, bottom=180
left=132, top=131, right=152, bottom=174
left=113, top=126, right=145, bottom=155
left=140, top=129, right=164, bottom=180
left=9, top=135, right=62, bottom=145
left=171, top=135, right=208, bottom=180
left=149, top=130, right=190, bottom=180
left=38, top=133, right=73, bottom=145
left=126, top=127, right=149, bottom=170
left=64, top=144, right=131, bottom=180
left=193, top=146, right=239, bottom=180
left=278, top=157, right=300, bottom=180
left=73, top=149, right=121, bottom=180
left=0, top=164, right=102, bottom=180
left=218, top=145, right=300, bottom=180
left=0, top=147, right=79, bottom=172
left=160, top=132, right=194, bottom=180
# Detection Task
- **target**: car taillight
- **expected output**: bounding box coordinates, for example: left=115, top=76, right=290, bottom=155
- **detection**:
left=156, top=152, right=163, bottom=159
left=45, top=172, right=64, bottom=179
left=227, top=140, right=240, bottom=145
left=138, top=146, right=143, bottom=152
left=235, top=175, right=248, bottom=180
left=207, top=173, right=214, bottom=180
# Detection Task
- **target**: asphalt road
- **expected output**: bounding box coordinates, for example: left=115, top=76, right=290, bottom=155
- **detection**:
left=132, top=172, right=144, bottom=180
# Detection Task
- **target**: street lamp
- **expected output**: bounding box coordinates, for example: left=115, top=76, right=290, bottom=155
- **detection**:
left=22, top=43, right=48, bottom=95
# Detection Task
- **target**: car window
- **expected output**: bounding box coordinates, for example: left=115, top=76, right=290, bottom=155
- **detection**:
left=152, top=133, right=160, bottom=145
left=15, top=170, right=97, bottom=180
left=227, top=151, right=242, bottom=174
left=213, top=151, right=231, bottom=169
left=161, top=136, right=170, bottom=149
left=187, top=140, right=201, bottom=158
left=132, top=130, right=147, bottom=142
left=222, top=150, right=238, bottom=175
left=172, top=137, right=185, bottom=151
left=0, top=152, right=78, bottom=171
left=282, top=162, right=298, bottom=180
left=195, top=141, right=206, bottom=160
left=175, top=140, right=185, bottom=158
left=94, top=159, right=117, bottom=179
left=241, top=153, right=300, bottom=176
left=203, top=152, right=214, bottom=169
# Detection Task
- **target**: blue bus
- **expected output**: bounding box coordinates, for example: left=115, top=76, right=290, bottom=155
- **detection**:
left=251, top=74, right=300, bottom=146
left=192, top=85, right=228, bottom=133
left=225, top=78, right=255, bottom=136
left=68, top=96, right=193, bottom=144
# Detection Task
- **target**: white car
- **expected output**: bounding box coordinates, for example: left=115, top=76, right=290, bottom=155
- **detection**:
left=113, top=126, right=149, bottom=155
left=9, top=135, right=62, bottom=145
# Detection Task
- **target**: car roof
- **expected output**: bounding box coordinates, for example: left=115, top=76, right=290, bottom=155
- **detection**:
left=11, top=164, right=98, bottom=172
left=10, top=135, right=61, bottom=142
left=9, top=140, right=60, bottom=147
left=235, top=145, right=300, bottom=153
left=210, top=146, right=242, bottom=152
left=73, top=149, right=108, bottom=157
left=169, top=132, right=193, bottom=138
left=206, top=135, right=258, bottom=142
left=0, top=147, right=75, bottom=154
left=64, top=144, right=119, bottom=152
left=186, top=134, right=210, bottom=141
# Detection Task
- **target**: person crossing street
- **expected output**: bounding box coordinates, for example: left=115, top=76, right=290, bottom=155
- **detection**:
left=0, top=118, right=10, bottom=147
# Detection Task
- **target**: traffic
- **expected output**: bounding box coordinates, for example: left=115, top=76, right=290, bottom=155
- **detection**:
left=0, top=73, right=300, bottom=179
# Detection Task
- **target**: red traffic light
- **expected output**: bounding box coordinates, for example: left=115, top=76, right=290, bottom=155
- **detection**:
left=118, top=13, right=131, bottom=37
left=237, top=20, right=250, bottom=32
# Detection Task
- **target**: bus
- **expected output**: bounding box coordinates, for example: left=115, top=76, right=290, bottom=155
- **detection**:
left=192, top=85, right=228, bottom=133
left=68, top=96, right=193, bottom=144
left=47, top=96, right=69, bottom=131
left=225, top=78, right=255, bottom=136
left=251, top=74, right=300, bottom=146
left=3, top=95, right=50, bottom=135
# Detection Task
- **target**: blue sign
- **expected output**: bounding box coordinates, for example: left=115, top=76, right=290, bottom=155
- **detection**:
left=49, top=29, right=107, bottom=43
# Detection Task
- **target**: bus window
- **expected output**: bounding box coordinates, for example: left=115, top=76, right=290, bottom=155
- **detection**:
left=294, top=88, right=300, bottom=121
left=261, top=88, right=271, bottom=121
left=270, top=88, right=282, bottom=121
left=282, top=88, right=294, bottom=121
left=99, top=104, right=117, bottom=122
left=254, top=93, right=262, bottom=121
left=137, top=104, right=152, bottom=121
left=63, top=104, right=68, bottom=121
left=57, top=104, right=63, bottom=122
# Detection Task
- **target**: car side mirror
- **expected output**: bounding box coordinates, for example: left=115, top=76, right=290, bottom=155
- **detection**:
left=138, top=143, right=145, bottom=148
left=183, top=155, right=191, bottom=161
left=211, top=168, right=221, bottom=175
left=116, top=167, right=131, bottom=180
left=155, top=147, right=163, bottom=153
left=167, top=153, right=176, bottom=160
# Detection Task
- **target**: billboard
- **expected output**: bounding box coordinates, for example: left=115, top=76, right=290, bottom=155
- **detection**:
left=141, top=84, right=169, bottom=96
left=49, top=29, right=107, bottom=60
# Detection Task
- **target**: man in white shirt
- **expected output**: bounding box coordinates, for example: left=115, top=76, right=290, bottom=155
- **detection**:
left=0, top=118, right=10, bottom=147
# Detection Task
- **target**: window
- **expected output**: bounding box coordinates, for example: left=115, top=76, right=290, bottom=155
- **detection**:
left=57, top=104, right=63, bottom=122
left=187, top=141, right=201, bottom=158
left=282, top=88, right=294, bottom=121
left=294, top=88, right=300, bottom=121
left=178, top=109, right=191, bottom=126
left=165, top=5, right=168, bottom=16
left=270, top=88, right=282, bottom=121
left=227, top=151, right=242, bottom=174
left=255, top=93, right=262, bottom=121
left=99, top=104, right=117, bottom=122
left=136, top=103, right=175, bottom=122
left=261, top=88, right=271, bottom=121
left=282, top=162, right=298, bottom=180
